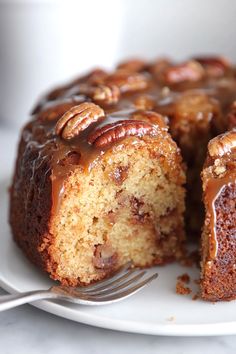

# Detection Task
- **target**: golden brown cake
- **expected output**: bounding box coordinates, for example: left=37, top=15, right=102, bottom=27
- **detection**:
left=9, top=56, right=236, bottom=298
left=201, top=130, right=236, bottom=301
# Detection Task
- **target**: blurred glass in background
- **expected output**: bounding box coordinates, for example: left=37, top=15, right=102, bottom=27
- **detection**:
left=0, top=0, right=236, bottom=129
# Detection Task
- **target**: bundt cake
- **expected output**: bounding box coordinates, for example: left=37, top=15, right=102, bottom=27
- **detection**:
left=9, top=56, right=236, bottom=300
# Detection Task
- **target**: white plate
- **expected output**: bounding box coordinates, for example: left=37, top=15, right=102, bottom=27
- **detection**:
left=0, top=130, right=236, bottom=336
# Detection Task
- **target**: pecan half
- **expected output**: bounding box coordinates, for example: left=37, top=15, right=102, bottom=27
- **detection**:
left=106, top=70, right=149, bottom=92
left=55, top=102, right=105, bottom=140
left=163, top=60, right=204, bottom=84
left=86, top=68, right=109, bottom=85
left=208, top=131, right=236, bottom=157
left=87, top=120, right=158, bottom=148
left=117, top=59, right=147, bottom=72
left=69, top=68, right=108, bottom=86
left=131, top=110, right=168, bottom=129
left=194, top=56, right=231, bottom=77
left=92, top=84, right=120, bottom=105
left=69, top=83, right=120, bottom=105
left=133, top=94, right=156, bottom=110
left=149, top=58, right=172, bottom=80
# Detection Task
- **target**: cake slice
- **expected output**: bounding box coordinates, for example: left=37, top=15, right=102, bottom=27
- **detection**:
left=10, top=101, right=186, bottom=286
left=201, top=130, right=236, bottom=300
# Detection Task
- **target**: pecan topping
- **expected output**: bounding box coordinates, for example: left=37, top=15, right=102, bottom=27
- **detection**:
left=55, top=102, right=105, bottom=140
left=87, top=120, right=158, bottom=148
left=175, top=92, right=220, bottom=127
left=133, top=94, right=156, bottom=110
left=74, top=70, right=149, bottom=99
left=208, top=130, right=236, bottom=157
left=70, top=83, right=120, bottom=105
left=106, top=70, right=149, bottom=92
left=131, top=110, right=168, bottom=129
left=92, top=84, right=120, bottom=105
left=164, top=60, right=204, bottom=84
left=93, top=244, right=118, bottom=269
left=194, top=56, right=231, bottom=77
left=149, top=58, right=172, bottom=80
left=117, top=59, right=147, bottom=72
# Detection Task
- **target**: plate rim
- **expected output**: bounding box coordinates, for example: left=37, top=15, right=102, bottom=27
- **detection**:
left=1, top=275, right=236, bottom=336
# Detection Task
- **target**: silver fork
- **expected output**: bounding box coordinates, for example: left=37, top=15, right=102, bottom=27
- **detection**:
left=0, top=263, right=158, bottom=311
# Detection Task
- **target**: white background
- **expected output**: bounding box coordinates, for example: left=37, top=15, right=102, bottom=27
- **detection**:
left=1, top=0, right=236, bottom=128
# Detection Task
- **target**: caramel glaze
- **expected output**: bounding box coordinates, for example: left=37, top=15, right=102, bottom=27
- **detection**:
left=26, top=62, right=236, bottom=217
left=204, top=130, right=236, bottom=259
left=26, top=99, right=167, bottom=215
left=205, top=173, right=236, bottom=259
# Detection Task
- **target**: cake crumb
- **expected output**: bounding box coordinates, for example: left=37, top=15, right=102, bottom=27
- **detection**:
left=176, top=280, right=192, bottom=295
left=177, top=273, right=190, bottom=284
left=192, top=293, right=199, bottom=300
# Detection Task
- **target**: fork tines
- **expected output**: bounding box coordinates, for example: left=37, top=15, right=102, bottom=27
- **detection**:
left=74, top=263, right=158, bottom=303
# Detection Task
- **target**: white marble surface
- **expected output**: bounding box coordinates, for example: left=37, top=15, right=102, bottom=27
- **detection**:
left=0, top=288, right=236, bottom=354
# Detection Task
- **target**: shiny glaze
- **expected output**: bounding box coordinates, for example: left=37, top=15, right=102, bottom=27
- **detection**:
left=26, top=104, right=167, bottom=215
left=205, top=174, right=236, bottom=259
left=24, top=59, right=236, bottom=219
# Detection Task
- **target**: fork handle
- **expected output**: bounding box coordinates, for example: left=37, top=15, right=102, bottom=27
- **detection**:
left=0, top=290, right=57, bottom=312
